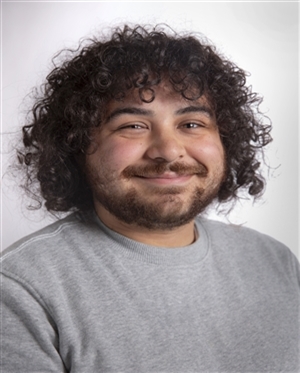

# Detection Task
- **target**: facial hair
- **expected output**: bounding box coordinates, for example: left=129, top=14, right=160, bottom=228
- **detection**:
left=86, top=161, right=224, bottom=230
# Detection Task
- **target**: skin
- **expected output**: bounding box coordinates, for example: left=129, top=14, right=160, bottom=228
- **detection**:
left=85, top=84, right=225, bottom=248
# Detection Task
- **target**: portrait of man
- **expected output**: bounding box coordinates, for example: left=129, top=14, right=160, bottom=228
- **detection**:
left=1, top=2, right=299, bottom=372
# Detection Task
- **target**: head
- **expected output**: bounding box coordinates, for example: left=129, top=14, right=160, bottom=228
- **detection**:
left=18, top=24, right=272, bottom=223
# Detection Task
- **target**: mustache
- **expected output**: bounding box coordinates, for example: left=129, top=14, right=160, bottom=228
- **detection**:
left=122, top=162, right=208, bottom=178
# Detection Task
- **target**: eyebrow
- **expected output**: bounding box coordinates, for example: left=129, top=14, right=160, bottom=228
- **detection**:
left=105, top=104, right=214, bottom=123
left=174, top=105, right=214, bottom=118
left=105, top=108, right=153, bottom=123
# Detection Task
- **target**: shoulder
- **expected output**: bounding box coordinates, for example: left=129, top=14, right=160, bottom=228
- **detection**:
left=197, top=217, right=300, bottom=283
left=197, top=216, right=291, bottom=253
left=2, top=213, right=78, bottom=254
left=2, top=212, right=87, bottom=256
left=1, top=211, right=103, bottom=277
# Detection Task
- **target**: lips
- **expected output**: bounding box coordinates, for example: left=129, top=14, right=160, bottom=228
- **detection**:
left=139, top=172, right=189, bottom=178
left=137, top=173, right=194, bottom=186
left=122, top=162, right=208, bottom=179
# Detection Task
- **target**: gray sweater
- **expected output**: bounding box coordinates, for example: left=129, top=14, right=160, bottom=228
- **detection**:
left=1, top=211, right=299, bottom=372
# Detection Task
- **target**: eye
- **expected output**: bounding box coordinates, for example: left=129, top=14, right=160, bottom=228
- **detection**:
left=181, top=122, right=204, bottom=129
left=115, top=122, right=149, bottom=137
left=119, top=123, right=147, bottom=130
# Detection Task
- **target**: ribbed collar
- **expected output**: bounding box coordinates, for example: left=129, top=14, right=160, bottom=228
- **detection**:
left=90, top=211, right=210, bottom=267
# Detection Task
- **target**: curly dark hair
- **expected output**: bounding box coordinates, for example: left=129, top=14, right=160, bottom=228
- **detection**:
left=17, top=24, right=272, bottom=213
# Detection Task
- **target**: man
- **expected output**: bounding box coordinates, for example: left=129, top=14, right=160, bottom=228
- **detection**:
left=1, top=24, right=299, bottom=372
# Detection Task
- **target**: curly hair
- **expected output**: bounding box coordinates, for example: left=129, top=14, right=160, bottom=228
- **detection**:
left=17, top=24, right=272, bottom=213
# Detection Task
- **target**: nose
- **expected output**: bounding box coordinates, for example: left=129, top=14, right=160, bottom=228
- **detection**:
left=145, top=129, right=186, bottom=163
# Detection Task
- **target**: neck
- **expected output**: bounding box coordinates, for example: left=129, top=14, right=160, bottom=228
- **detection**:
left=94, top=206, right=196, bottom=248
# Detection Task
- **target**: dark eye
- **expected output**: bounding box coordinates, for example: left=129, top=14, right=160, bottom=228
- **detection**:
left=182, top=122, right=203, bottom=129
left=120, top=124, right=146, bottom=130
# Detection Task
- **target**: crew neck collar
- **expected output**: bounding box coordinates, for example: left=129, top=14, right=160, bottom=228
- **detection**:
left=91, top=211, right=210, bottom=266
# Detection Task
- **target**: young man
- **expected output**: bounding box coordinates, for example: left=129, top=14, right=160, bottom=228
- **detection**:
left=1, top=25, right=299, bottom=372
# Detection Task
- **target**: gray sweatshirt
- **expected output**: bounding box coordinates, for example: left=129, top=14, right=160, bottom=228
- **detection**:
left=1, top=211, right=299, bottom=372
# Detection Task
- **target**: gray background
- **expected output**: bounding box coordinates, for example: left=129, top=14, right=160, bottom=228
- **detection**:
left=1, top=1, right=299, bottom=257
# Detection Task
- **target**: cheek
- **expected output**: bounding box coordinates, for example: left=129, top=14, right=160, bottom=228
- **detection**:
left=190, top=135, right=225, bottom=164
left=92, top=139, right=146, bottom=172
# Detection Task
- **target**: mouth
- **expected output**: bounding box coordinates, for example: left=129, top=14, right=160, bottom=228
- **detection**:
left=135, top=172, right=194, bottom=185
left=122, top=162, right=208, bottom=184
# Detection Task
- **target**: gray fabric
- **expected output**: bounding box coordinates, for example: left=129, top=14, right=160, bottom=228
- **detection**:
left=1, top=211, right=299, bottom=373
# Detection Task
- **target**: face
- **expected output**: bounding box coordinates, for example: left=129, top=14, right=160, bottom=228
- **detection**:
left=85, top=84, right=226, bottom=231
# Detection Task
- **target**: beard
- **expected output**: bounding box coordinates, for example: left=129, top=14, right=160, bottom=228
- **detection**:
left=86, top=161, right=225, bottom=231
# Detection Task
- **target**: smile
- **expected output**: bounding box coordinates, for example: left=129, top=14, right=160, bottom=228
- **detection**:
left=136, top=173, right=194, bottom=185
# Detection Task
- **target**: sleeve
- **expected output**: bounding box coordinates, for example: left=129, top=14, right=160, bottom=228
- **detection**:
left=1, top=272, right=67, bottom=373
